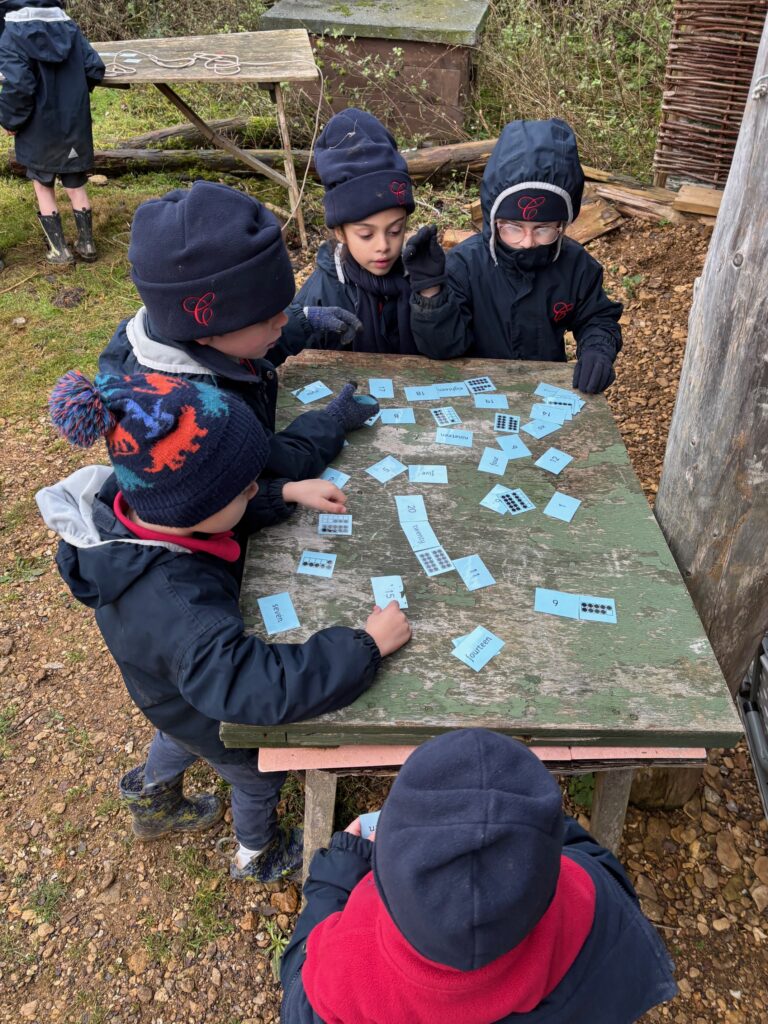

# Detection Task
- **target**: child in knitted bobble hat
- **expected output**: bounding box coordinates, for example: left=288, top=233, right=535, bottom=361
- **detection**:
left=98, top=180, right=378, bottom=530
left=282, top=108, right=445, bottom=355
left=281, top=729, right=676, bottom=1023
left=37, top=371, right=410, bottom=882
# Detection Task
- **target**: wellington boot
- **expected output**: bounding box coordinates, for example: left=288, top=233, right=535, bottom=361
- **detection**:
left=38, top=213, right=74, bottom=265
left=119, top=764, right=224, bottom=841
left=73, top=207, right=97, bottom=262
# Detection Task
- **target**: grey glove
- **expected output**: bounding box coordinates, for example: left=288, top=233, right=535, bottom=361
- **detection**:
left=324, top=382, right=380, bottom=431
left=304, top=306, right=362, bottom=345
left=572, top=350, right=615, bottom=394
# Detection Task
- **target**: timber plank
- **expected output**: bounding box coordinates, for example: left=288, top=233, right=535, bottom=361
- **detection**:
left=672, top=184, right=723, bottom=216
left=221, top=354, right=739, bottom=751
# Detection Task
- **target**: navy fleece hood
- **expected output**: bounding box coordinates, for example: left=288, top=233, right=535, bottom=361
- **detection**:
left=481, top=119, right=585, bottom=264
left=372, top=729, right=565, bottom=972
left=1, top=3, right=76, bottom=63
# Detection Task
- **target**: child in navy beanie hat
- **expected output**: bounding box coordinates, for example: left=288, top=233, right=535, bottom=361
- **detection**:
left=38, top=368, right=410, bottom=884
left=281, top=728, right=677, bottom=1023
left=286, top=108, right=446, bottom=356
left=98, top=180, right=380, bottom=521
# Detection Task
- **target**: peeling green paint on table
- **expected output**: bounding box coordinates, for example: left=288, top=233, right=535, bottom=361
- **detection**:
left=221, top=353, right=741, bottom=750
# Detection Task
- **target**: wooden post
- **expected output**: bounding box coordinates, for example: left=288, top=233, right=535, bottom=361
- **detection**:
left=301, top=769, right=338, bottom=885
left=590, top=769, right=634, bottom=854
left=654, top=18, right=768, bottom=698
left=272, top=83, right=308, bottom=249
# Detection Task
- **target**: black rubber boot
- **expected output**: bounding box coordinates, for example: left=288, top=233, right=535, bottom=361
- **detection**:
left=37, top=212, right=74, bottom=265
left=119, top=764, right=225, bottom=840
left=73, top=207, right=97, bottom=262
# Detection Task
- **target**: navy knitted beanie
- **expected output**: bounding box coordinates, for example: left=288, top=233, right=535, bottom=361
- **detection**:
left=49, top=370, right=270, bottom=528
left=315, top=108, right=415, bottom=227
left=372, top=728, right=565, bottom=971
left=128, top=181, right=296, bottom=341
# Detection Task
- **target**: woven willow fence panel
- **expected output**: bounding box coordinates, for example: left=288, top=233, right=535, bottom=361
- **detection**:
left=653, top=0, right=768, bottom=186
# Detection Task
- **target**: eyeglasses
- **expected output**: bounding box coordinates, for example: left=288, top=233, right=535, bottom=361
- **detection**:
left=496, top=221, right=561, bottom=245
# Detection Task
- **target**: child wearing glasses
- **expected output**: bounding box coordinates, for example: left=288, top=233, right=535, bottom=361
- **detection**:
left=405, top=119, right=623, bottom=393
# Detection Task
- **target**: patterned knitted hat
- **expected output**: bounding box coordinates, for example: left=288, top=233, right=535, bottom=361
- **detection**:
left=315, top=108, right=415, bottom=228
left=49, top=370, right=270, bottom=527
left=128, top=181, right=296, bottom=341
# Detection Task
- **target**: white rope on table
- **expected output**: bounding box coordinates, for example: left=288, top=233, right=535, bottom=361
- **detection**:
left=100, top=50, right=326, bottom=232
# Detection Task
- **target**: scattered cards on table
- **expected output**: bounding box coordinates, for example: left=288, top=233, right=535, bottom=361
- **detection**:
left=296, top=550, right=336, bottom=578
left=292, top=381, right=332, bottom=404
left=404, top=384, right=439, bottom=401
left=395, top=494, right=428, bottom=523
left=499, top=488, right=535, bottom=515
left=464, top=376, right=496, bottom=394
left=366, top=455, right=407, bottom=482
left=317, top=514, right=353, bottom=536
left=522, top=419, right=561, bottom=439
left=434, top=381, right=470, bottom=398
left=453, top=555, right=496, bottom=592
left=543, top=492, right=581, bottom=523
left=258, top=592, right=300, bottom=634
left=415, top=545, right=454, bottom=577
left=320, top=467, right=350, bottom=488
left=371, top=575, right=408, bottom=609
left=534, top=588, right=617, bottom=624
left=402, top=519, right=440, bottom=552
left=380, top=407, right=416, bottom=425
left=530, top=402, right=571, bottom=424
left=478, top=447, right=508, bottom=475
left=430, top=406, right=462, bottom=426
left=535, top=447, right=573, bottom=475
left=494, top=413, right=520, bottom=433
left=408, top=464, right=448, bottom=484
left=368, top=378, right=394, bottom=399
left=475, top=393, right=508, bottom=409
left=496, top=433, right=531, bottom=459
left=435, top=427, right=473, bottom=448
left=452, top=626, right=504, bottom=671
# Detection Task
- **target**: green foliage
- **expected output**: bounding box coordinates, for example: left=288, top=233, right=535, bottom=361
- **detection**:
left=622, top=273, right=645, bottom=298
left=29, top=879, right=68, bottom=923
left=67, top=1, right=267, bottom=42
left=0, top=554, right=48, bottom=584
left=0, top=704, right=19, bottom=759
left=567, top=774, right=595, bottom=810
left=472, top=0, right=673, bottom=178
left=261, top=916, right=290, bottom=981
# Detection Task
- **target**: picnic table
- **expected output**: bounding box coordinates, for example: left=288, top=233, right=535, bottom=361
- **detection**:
left=91, top=30, right=319, bottom=246
left=220, top=351, right=741, bottom=864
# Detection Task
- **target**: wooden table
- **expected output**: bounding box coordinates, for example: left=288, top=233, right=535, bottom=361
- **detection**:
left=92, top=30, right=319, bottom=246
left=221, top=352, right=741, bottom=857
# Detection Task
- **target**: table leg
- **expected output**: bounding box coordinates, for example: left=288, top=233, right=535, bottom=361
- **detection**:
left=153, top=83, right=292, bottom=220
left=273, top=83, right=308, bottom=249
left=590, top=768, right=633, bottom=854
left=302, top=769, right=338, bottom=884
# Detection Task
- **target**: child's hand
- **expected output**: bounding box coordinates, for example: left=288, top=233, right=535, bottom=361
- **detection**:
left=304, top=306, right=362, bottom=344
left=572, top=350, right=615, bottom=394
left=283, top=479, right=347, bottom=513
left=344, top=816, right=375, bottom=842
left=364, top=601, right=412, bottom=657
left=402, top=224, right=446, bottom=295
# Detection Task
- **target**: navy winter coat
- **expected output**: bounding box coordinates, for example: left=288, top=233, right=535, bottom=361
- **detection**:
left=409, top=121, right=623, bottom=363
left=36, top=466, right=382, bottom=763
left=0, top=2, right=104, bottom=174
left=98, top=309, right=346, bottom=485
left=283, top=242, right=405, bottom=353
left=280, top=819, right=676, bottom=1023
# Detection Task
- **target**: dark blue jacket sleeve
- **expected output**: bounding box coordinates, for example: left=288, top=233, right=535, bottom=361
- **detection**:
left=178, top=616, right=381, bottom=727
left=409, top=252, right=475, bottom=360
left=281, top=831, right=373, bottom=1022
left=81, top=36, right=106, bottom=90
left=571, top=256, right=623, bottom=361
left=239, top=478, right=295, bottom=532
left=562, top=815, right=638, bottom=901
left=265, top=410, right=346, bottom=481
left=0, top=40, right=35, bottom=131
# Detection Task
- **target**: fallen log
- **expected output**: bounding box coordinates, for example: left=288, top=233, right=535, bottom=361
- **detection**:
left=119, top=116, right=250, bottom=149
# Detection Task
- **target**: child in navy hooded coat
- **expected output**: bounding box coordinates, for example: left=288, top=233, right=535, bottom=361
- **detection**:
left=0, top=0, right=104, bottom=263
left=407, top=119, right=623, bottom=393
left=37, top=370, right=410, bottom=883
left=281, top=729, right=676, bottom=1023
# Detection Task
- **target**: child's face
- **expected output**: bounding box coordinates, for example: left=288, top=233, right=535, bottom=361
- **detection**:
left=191, top=480, right=260, bottom=534
left=496, top=220, right=562, bottom=249
left=198, top=311, right=289, bottom=360
left=335, top=209, right=408, bottom=276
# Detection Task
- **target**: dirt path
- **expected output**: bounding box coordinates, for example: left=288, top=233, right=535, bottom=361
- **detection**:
left=1, top=219, right=766, bottom=1024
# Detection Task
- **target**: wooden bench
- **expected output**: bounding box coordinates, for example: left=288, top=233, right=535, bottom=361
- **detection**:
left=257, top=744, right=707, bottom=878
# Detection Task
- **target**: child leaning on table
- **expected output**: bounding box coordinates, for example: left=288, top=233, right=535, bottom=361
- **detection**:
left=98, top=179, right=380, bottom=531
left=0, top=0, right=105, bottom=264
left=281, top=107, right=440, bottom=355
left=36, top=370, right=411, bottom=882
left=406, top=118, right=624, bottom=394
left=280, top=729, right=677, bottom=1023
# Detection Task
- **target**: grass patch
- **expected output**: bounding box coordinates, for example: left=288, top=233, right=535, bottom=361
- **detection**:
left=29, top=878, right=68, bottom=923
left=0, top=922, right=37, bottom=969
left=0, top=704, right=19, bottom=758
left=141, top=928, right=173, bottom=963
left=0, top=554, right=48, bottom=584
left=260, top=916, right=289, bottom=981
left=568, top=774, right=595, bottom=811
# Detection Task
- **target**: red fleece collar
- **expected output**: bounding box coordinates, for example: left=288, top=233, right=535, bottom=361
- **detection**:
left=113, top=492, right=241, bottom=563
left=303, top=855, right=595, bottom=1024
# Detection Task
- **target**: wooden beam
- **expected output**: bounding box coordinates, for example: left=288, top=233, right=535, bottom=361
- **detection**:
left=655, top=16, right=768, bottom=697
left=119, top=116, right=250, bottom=149
left=672, top=184, right=724, bottom=216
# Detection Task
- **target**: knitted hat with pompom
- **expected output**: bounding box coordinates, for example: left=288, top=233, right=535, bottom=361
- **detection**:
left=48, top=370, right=269, bottom=527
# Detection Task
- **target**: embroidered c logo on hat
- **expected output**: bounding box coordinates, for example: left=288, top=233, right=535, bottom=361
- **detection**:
left=517, top=195, right=546, bottom=220
left=389, top=180, right=408, bottom=205
left=182, top=291, right=215, bottom=326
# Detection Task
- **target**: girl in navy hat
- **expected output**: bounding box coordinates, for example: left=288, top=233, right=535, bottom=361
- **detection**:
left=283, top=108, right=444, bottom=355
left=406, top=119, right=623, bottom=394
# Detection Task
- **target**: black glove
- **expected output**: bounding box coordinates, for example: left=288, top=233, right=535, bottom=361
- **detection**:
left=324, top=382, right=380, bottom=431
left=303, top=306, right=362, bottom=345
left=572, top=350, right=616, bottom=394
left=402, top=225, right=446, bottom=291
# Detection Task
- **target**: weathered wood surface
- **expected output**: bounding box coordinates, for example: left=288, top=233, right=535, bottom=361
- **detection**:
left=91, top=30, right=319, bottom=84
left=119, top=116, right=249, bottom=148
left=672, top=184, right=723, bottom=216
left=591, top=768, right=634, bottom=853
left=221, top=353, right=739, bottom=751
left=655, top=17, right=768, bottom=697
